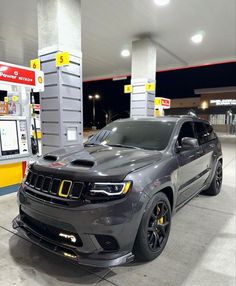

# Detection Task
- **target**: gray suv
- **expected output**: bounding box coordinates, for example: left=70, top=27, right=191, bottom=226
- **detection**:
left=13, top=116, right=223, bottom=267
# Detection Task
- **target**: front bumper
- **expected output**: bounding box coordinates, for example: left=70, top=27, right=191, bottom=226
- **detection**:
left=12, top=215, right=134, bottom=267
left=12, top=184, right=147, bottom=267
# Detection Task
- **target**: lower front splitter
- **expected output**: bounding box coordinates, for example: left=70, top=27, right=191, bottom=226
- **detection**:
left=12, top=215, right=134, bottom=268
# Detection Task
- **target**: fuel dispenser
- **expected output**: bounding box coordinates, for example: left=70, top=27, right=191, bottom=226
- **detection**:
left=0, top=61, right=44, bottom=191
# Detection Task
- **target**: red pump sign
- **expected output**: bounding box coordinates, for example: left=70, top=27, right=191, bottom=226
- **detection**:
left=0, top=62, right=36, bottom=87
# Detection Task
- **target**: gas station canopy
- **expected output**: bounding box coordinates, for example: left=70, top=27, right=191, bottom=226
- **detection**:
left=0, top=0, right=235, bottom=81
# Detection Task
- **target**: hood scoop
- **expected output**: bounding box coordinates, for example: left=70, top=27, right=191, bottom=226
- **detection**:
left=71, top=159, right=95, bottom=168
left=43, top=155, right=58, bottom=162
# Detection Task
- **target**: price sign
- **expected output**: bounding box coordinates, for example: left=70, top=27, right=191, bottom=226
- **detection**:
left=124, top=85, right=133, bottom=93
left=56, top=52, right=70, bottom=67
left=30, top=59, right=40, bottom=70
left=145, top=83, right=155, bottom=92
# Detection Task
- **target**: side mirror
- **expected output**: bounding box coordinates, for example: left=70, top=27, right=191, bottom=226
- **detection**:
left=177, top=137, right=199, bottom=152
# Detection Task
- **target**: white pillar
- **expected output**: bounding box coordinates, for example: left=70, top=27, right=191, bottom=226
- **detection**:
left=131, top=38, right=157, bottom=117
left=37, top=0, right=83, bottom=154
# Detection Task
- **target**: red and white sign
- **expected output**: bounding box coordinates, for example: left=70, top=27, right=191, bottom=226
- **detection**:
left=155, top=97, right=171, bottom=109
left=33, top=104, right=41, bottom=112
left=161, top=98, right=171, bottom=108
left=0, top=61, right=36, bottom=87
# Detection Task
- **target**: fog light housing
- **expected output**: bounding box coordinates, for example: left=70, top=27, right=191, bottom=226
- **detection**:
left=95, top=234, right=119, bottom=252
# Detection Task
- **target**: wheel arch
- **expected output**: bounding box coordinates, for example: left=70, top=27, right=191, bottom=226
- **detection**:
left=156, top=186, right=174, bottom=212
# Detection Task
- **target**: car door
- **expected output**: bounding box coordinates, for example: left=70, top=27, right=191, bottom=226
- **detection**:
left=194, top=122, right=217, bottom=185
left=176, top=121, right=205, bottom=206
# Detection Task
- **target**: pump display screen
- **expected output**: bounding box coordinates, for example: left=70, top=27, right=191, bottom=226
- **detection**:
left=0, top=120, right=19, bottom=156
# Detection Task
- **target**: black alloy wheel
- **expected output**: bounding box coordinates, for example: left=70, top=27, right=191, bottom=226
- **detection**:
left=215, top=163, right=223, bottom=191
left=147, top=201, right=170, bottom=252
left=134, top=192, right=172, bottom=262
left=203, top=160, right=223, bottom=196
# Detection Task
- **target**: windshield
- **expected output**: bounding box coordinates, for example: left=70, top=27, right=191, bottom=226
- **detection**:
left=86, top=120, right=175, bottom=150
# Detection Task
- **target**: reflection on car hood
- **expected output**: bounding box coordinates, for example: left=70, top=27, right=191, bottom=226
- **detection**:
left=32, top=144, right=163, bottom=181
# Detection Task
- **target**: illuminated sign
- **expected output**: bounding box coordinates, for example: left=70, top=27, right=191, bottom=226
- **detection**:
left=210, top=99, right=236, bottom=106
left=0, top=62, right=36, bottom=87
left=155, top=97, right=171, bottom=109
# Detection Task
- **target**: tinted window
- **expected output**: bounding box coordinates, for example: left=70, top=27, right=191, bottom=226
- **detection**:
left=178, top=122, right=195, bottom=146
left=194, top=122, right=208, bottom=145
left=87, top=120, right=175, bottom=150
left=204, top=123, right=216, bottom=142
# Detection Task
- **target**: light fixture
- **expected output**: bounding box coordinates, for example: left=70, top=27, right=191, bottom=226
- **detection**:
left=89, top=94, right=100, bottom=100
left=121, top=49, right=130, bottom=57
left=201, top=100, right=208, bottom=110
left=153, top=0, right=170, bottom=6
left=191, top=31, right=205, bottom=44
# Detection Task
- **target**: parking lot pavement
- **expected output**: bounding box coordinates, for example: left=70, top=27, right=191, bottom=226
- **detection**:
left=0, top=136, right=235, bottom=286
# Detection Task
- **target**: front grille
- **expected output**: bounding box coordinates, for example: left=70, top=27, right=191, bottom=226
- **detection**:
left=42, top=177, right=52, bottom=192
left=51, top=178, right=61, bottom=195
left=35, top=175, right=44, bottom=190
left=70, top=182, right=84, bottom=199
left=30, top=173, right=37, bottom=187
left=59, top=180, right=72, bottom=197
left=20, top=210, right=83, bottom=248
left=24, top=170, right=85, bottom=206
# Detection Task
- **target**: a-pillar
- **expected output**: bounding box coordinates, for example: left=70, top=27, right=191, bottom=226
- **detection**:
left=37, top=0, right=83, bottom=155
left=131, top=38, right=157, bottom=117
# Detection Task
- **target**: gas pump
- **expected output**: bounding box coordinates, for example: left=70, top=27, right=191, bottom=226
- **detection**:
left=0, top=61, right=44, bottom=191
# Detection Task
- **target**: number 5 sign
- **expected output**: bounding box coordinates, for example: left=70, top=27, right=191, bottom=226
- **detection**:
left=56, top=52, right=70, bottom=67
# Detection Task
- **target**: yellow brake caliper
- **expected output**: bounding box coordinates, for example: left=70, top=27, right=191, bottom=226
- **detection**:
left=157, top=206, right=164, bottom=225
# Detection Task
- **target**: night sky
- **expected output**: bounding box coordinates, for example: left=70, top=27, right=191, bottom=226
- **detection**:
left=83, top=62, right=236, bottom=128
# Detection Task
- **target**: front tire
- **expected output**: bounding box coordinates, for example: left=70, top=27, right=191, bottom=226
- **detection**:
left=133, top=192, right=171, bottom=262
left=204, top=161, right=223, bottom=196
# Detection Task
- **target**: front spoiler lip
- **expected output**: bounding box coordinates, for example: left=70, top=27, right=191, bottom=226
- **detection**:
left=12, top=215, right=134, bottom=268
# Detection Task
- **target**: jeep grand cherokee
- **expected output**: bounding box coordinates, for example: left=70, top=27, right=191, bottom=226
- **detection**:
left=13, top=116, right=223, bottom=267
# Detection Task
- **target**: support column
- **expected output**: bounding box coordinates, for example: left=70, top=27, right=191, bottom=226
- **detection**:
left=37, top=0, right=83, bottom=155
left=131, top=38, right=157, bottom=117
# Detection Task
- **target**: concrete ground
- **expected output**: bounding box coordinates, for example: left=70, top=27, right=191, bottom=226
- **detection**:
left=0, top=136, right=235, bottom=286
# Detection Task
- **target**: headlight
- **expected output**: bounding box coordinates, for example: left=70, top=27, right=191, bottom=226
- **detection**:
left=88, top=181, right=132, bottom=199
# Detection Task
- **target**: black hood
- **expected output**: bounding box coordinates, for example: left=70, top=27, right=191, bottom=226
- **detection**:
left=32, top=145, right=162, bottom=182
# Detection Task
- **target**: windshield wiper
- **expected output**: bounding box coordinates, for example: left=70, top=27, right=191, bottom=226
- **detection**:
left=106, top=144, right=141, bottom=150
